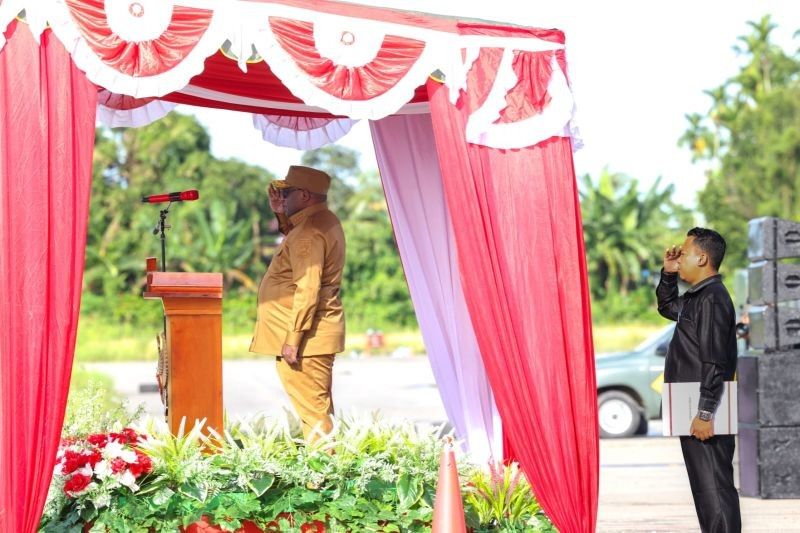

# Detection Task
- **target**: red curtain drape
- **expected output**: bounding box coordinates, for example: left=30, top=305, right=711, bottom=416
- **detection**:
left=427, top=71, right=598, bottom=533
left=0, top=21, right=97, bottom=532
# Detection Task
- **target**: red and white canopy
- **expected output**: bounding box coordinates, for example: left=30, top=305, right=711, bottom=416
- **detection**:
left=0, top=3, right=597, bottom=532
left=0, top=0, right=580, bottom=149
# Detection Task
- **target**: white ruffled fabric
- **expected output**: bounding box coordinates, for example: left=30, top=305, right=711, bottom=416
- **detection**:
left=97, top=99, right=176, bottom=128
left=216, top=1, right=268, bottom=73
left=439, top=46, right=480, bottom=105
left=465, top=53, right=576, bottom=150
left=252, top=114, right=357, bottom=150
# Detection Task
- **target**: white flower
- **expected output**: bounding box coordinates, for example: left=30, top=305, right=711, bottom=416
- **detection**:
left=94, top=460, right=110, bottom=479
left=102, top=441, right=137, bottom=463
left=117, top=470, right=139, bottom=491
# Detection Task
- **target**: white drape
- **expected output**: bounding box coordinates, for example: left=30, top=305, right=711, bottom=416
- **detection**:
left=370, top=113, right=501, bottom=462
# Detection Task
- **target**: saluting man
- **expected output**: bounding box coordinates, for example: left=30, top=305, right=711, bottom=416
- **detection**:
left=657, top=227, right=741, bottom=532
left=250, top=165, right=346, bottom=441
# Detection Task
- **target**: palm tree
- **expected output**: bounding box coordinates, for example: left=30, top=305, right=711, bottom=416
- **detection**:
left=175, top=200, right=257, bottom=292
left=679, top=112, right=718, bottom=162
left=733, top=16, right=779, bottom=98
left=580, top=171, right=690, bottom=298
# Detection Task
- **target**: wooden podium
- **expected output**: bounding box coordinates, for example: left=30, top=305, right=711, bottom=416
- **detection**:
left=144, top=260, right=223, bottom=436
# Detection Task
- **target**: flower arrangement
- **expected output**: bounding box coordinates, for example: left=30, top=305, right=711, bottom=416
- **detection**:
left=42, top=397, right=555, bottom=532
left=44, top=428, right=154, bottom=530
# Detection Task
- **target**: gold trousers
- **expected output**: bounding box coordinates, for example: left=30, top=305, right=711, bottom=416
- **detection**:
left=276, top=354, right=335, bottom=441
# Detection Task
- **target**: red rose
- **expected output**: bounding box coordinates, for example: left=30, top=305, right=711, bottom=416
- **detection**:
left=63, top=473, right=91, bottom=495
left=129, top=451, right=153, bottom=478
left=83, top=450, right=102, bottom=468
left=129, top=462, right=143, bottom=477
left=139, top=452, right=153, bottom=473
left=110, top=458, right=128, bottom=474
left=121, top=428, right=140, bottom=443
left=87, top=434, right=108, bottom=447
left=62, top=450, right=83, bottom=475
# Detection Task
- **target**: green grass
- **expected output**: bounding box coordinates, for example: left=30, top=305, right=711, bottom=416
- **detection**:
left=76, top=315, right=664, bottom=362
left=75, top=316, right=426, bottom=362
left=76, top=318, right=160, bottom=361
left=592, top=323, right=665, bottom=353
left=70, top=364, right=116, bottom=391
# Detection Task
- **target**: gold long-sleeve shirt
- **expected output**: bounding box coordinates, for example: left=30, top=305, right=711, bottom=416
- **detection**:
left=250, top=203, right=346, bottom=357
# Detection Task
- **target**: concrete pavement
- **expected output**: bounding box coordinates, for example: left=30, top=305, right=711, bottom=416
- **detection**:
left=599, top=437, right=800, bottom=532
left=83, top=357, right=800, bottom=532
left=84, top=355, right=448, bottom=425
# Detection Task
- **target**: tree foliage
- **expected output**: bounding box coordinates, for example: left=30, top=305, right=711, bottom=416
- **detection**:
left=580, top=170, right=693, bottom=300
left=341, top=172, right=417, bottom=329
left=680, top=16, right=800, bottom=268
left=86, top=113, right=275, bottom=298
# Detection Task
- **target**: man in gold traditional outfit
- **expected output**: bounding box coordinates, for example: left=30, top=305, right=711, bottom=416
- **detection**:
left=250, top=165, right=345, bottom=440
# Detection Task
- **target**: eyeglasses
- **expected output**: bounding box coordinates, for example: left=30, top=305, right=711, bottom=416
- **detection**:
left=280, top=187, right=305, bottom=199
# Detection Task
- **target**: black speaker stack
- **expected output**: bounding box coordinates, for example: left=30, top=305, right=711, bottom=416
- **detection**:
left=739, top=217, right=800, bottom=498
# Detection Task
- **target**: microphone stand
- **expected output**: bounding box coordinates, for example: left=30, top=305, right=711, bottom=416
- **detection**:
left=153, top=203, right=173, bottom=272
left=153, top=204, right=172, bottom=336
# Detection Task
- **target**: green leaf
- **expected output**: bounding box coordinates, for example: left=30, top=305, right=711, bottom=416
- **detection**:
left=151, top=487, right=175, bottom=506
left=365, top=479, right=394, bottom=500
left=248, top=474, right=275, bottom=497
left=396, top=474, right=423, bottom=509
left=80, top=502, right=98, bottom=522
left=178, top=483, right=207, bottom=502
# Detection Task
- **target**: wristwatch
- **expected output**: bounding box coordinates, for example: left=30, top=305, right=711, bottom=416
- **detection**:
left=698, top=409, right=713, bottom=422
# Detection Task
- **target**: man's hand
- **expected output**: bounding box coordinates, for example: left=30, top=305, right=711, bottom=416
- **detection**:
left=663, top=245, right=681, bottom=273
left=281, top=343, right=300, bottom=365
left=268, top=185, right=285, bottom=214
left=690, top=416, right=714, bottom=441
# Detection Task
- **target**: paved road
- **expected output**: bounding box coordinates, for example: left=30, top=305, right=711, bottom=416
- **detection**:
left=599, top=437, right=800, bottom=532
left=84, top=357, right=800, bottom=532
left=85, top=355, right=449, bottom=426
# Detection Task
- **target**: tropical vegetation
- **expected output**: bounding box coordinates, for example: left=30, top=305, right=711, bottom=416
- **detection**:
left=42, top=384, right=554, bottom=532
left=680, top=15, right=800, bottom=268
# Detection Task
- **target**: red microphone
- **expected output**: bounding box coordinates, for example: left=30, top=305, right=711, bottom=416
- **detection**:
left=141, top=190, right=199, bottom=204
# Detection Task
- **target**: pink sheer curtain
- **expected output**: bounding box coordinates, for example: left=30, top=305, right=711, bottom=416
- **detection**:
left=0, top=22, right=98, bottom=532
left=426, top=72, right=598, bottom=533
left=370, top=114, right=502, bottom=462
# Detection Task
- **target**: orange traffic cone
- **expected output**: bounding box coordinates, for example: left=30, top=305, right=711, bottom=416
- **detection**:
left=432, top=440, right=466, bottom=532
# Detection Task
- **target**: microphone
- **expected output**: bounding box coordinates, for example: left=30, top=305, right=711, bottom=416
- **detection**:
left=141, top=190, right=199, bottom=204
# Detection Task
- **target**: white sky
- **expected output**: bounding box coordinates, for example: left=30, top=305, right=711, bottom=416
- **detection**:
left=180, top=0, right=800, bottom=206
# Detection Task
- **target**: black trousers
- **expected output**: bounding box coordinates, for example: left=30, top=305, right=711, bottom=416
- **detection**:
left=680, top=435, right=742, bottom=533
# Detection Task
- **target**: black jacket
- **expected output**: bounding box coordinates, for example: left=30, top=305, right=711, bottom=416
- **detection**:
left=656, top=270, right=738, bottom=413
